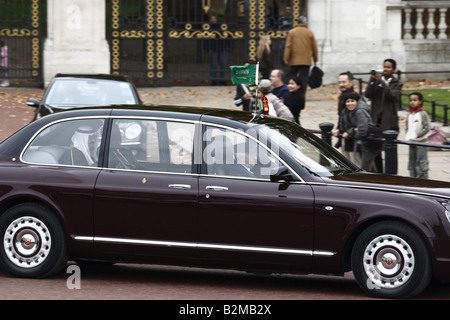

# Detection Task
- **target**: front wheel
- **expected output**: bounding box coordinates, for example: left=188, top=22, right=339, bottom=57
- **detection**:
left=351, top=221, right=432, bottom=299
left=0, top=203, right=68, bottom=278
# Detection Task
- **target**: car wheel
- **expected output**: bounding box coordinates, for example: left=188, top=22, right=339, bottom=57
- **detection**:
left=0, top=203, right=68, bottom=278
left=351, top=221, right=432, bottom=299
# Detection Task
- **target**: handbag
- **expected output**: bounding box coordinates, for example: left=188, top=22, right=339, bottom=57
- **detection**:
left=308, top=66, right=324, bottom=89
left=364, top=123, right=384, bottom=150
left=426, top=126, right=448, bottom=151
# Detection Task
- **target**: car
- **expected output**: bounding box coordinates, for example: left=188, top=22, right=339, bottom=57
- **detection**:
left=0, top=105, right=450, bottom=299
left=26, top=74, right=145, bottom=158
left=27, top=74, right=142, bottom=121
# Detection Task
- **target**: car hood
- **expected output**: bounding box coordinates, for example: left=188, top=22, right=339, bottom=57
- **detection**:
left=326, top=173, right=450, bottom=198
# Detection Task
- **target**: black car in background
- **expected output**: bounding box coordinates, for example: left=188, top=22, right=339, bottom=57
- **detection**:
left=26, top=73, right=142, bottom=121
left=26, top=74, right=145, bottom=157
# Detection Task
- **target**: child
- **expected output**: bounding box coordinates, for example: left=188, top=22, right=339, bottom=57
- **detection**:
left=405, top=92, right=430, bottom=179
left=257, top=79, right=295, bottom=122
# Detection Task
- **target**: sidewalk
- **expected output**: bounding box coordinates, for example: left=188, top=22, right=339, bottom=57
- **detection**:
left=138, top=85, right=450, bottom=182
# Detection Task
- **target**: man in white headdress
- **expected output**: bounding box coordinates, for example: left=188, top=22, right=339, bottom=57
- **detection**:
left=60, top=123, right=99, bottom=166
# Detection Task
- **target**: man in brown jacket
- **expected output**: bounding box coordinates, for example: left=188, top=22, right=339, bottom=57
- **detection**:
left=283, top=16, right=318, bottom=97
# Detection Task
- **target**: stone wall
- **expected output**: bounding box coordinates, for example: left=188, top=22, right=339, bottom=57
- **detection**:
left=308, top=0, right=449, bottom=84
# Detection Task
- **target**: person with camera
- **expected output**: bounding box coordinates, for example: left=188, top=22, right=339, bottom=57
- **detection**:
left=364, top=58, right=403, bottom=173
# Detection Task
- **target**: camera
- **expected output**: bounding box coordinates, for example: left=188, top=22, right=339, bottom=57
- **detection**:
left=371, top=68, right=383, bottom=75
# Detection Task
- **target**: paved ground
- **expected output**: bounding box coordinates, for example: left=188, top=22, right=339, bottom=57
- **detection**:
left=1, top=83, right=449, bottom=181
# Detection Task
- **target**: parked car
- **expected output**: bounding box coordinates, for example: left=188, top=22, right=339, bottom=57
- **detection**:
left=0, top=105, right=450, bottom=299
left=26, top=74, right=145, bottom=158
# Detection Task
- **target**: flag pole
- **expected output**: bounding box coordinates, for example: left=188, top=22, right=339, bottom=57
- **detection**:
left=253, top=61, right=260, bottom=114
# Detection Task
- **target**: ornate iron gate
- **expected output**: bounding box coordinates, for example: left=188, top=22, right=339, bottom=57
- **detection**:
left=108, top=0, right=306, bottom=86
left=0, top=0, right=44, bottom=87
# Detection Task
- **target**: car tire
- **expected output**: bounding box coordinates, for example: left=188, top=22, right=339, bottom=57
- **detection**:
left=351, top=220, right=432, bottom=299
left=0, top=203, right=68, bottom=278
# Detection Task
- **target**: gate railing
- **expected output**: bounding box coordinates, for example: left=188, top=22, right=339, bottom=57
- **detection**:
left=0, top=0, right=44, bottom=87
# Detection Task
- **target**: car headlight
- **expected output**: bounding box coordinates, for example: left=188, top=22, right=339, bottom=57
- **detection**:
left=123, top=123, right=142, bottom=140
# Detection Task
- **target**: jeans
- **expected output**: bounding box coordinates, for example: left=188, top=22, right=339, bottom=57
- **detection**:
left=210, top=50, right=228, bottom=83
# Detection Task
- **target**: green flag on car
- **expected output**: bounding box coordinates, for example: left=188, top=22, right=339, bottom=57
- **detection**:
left=229, top=64, right=258, bottom=85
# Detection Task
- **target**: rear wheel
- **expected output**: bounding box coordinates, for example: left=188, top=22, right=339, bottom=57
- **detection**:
left=351, top=221, right=432, bottom=299
left=0, top=203, right=68, bottom=278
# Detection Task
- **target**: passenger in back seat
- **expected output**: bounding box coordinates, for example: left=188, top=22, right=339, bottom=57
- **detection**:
left=60, top=124, right=98, bottom=166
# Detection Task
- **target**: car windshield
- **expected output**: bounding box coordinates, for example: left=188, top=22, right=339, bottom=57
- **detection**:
left=45, top=79, right=137, bottom=106
left=257, top=121, right=360, bottom=177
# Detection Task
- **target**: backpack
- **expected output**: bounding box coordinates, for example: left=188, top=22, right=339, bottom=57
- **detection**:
left=308, top=66, right=324, bottom=89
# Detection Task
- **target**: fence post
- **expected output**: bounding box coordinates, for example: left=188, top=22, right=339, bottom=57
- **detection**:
left=319, top=122, right=334, bottom=146
left=444, top=104, right=448, bottom=127
left=431, top=100, right=436, bottom=122
left=384, top=130, right=398, bottom=174
left=397, top=71, right=403, bottom=111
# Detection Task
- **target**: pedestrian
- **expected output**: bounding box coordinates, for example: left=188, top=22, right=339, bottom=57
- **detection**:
left=256, top=35, right=273, bottom=79
left=278, top=4, right=293, bottom=72
left=257, top=79, right=295, bottom=122
left=364, top=58, right=403, bottom=173
left=0, top=39, right=9, bottom=87
left=283, top=16, right=318, bottom=99
left=269, top=69, right=289, bottom=101
left=333, top=91, right=380, bottom=172
left=284, top=76, right=304, bottom=125
left=278, top=5, right=293, bottom=31
left=267, top=0, right=279, bottom=29
left=233, top=59, right=257, bottom=112
left=334, top=71, right=356, bottom=148
left=204, top=15, right=229, bottom=86
left=405, top=92, right=430, bottom=179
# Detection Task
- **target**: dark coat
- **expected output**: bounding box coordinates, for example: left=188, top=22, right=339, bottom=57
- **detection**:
left=233, top=84, right=255, bottom=112
left=339, top=99, right=379, bottom=159
left=284, top=89, right=304, bottom=124
left=271, top=84, right=289, bottom=101
left=258, top=48, right=273, bottom=79
left=364, top=76, right=402, bottom=131
left=60, top=147, right=89, bottom=166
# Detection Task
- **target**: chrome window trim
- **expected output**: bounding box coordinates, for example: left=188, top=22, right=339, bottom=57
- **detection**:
left=75, top=236, right=335, bottom=257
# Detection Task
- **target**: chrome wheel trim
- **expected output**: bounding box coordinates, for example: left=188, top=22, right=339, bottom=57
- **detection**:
left=363, top=234, right=414, bottom=289
left=3, top=216, right=52, bottom=268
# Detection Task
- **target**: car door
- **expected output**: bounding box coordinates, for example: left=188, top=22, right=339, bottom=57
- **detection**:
left=93, top=118, right=199, bottom=258
left=197, top=125, right=315, bottom=271
left=21, top=118, right=106, bottom=241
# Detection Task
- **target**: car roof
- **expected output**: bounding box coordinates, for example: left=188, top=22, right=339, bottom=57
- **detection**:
left=30, top=105, right=279, bottom=132
left=53, top=73, right=132, bottom=83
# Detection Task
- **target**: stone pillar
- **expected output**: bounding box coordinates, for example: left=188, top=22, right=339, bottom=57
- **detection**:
left=43, top=0, right=109, bottom=87
left=308, top=0, right=405, bottom=85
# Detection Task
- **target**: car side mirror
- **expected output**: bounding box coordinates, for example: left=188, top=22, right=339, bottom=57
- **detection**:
left=27, top=98, right=41, bottom=108
left=270, top=165, right=294, bottom=182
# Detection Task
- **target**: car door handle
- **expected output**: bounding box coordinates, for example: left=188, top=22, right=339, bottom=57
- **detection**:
left=206, top=186, right=229, bottom=191
left=168, top=184, right=191, bottom=189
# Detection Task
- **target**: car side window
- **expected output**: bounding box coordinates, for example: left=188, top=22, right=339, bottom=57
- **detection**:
left=107, top=119, right=195, bottom=173
left=22, top=119, right=104, bottom=167
left=204, top=126, right=281, bottom=180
